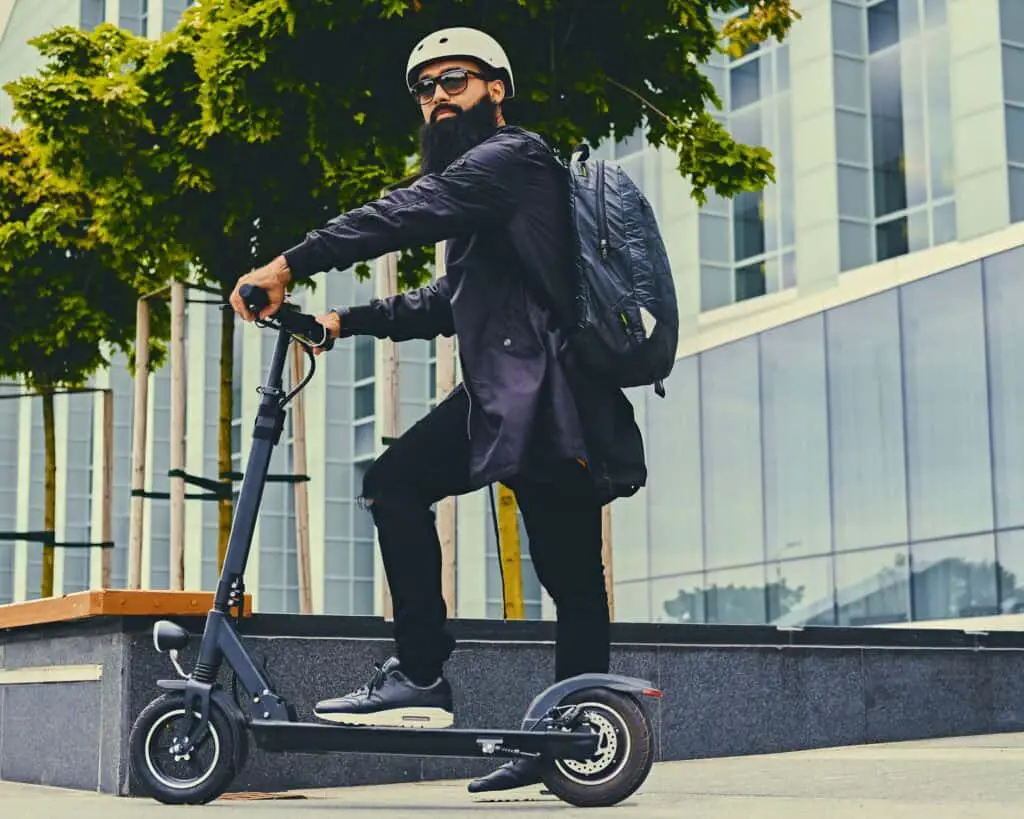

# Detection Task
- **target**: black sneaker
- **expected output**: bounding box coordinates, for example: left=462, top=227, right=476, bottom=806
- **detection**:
left=313, top=657, right=454, bottom=729
left=467, top=758, right=546, bottom=793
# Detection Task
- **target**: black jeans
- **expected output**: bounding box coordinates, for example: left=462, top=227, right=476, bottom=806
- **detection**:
left=360, top=386, right=610, bottom=686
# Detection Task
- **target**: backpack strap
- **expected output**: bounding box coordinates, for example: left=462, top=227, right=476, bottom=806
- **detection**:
left=570, top=143, right=591, bottom=164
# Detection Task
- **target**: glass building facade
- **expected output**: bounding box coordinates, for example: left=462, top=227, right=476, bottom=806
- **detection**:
left=622, top=243, right=1024, bottom=626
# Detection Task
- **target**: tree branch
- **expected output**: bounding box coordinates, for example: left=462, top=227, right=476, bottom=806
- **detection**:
left=603, top=75, right=675, bottom=125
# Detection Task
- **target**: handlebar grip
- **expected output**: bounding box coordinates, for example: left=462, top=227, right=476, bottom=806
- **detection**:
left=237, top=283, right=334, bottom=350
left=239, top=283, right=269, bottom=315
left=285, top=311, right=336, bottom=352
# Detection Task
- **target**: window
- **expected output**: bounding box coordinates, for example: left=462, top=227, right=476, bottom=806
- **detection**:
left=698, top=33, right=794, bottom=309
left=700, top=337, right=765, bottom=569
left=911, top=535, right=998, bottom=619
left=730, top=59, right=761, bottom=110
left=81, top=0, right=106, bottom=31
left=647, top=357, right=704, bottom=577
left=868, top=0, right=900, bottom=52
left=760, top=316, right=832, bottom=561
left=768, top=556, right=836, bottom=625
left=703, top=564, right=768, bottom=624
left=826, top=291, right=908, bottom=551
left=0, top=386, right=19, bottom=603
left=1012, top=168, right=1024, bottom=224
left=1001, top=0, right=1024, bottom=44
left=836, top=546, right=910, bottom=626
left=982, top=246, right=1024, bottom=529
left=842, top=0, right=955, bottom=269
left=870, top=48, right=906, bottom=217
left=162, top=0, right=193, bottom=32
left=900, top=264, right=994, bottom=541
left=62, top=396, right=95, bottom=594
left=833, top=2, right=865, bottom=55
left=1004, top=4, right=1024, bottom=223
left=119, top=0, right=148, bottom=36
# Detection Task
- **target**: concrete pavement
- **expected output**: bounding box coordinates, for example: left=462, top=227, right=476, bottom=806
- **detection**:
left=4, top=732, right=1024, bottom=817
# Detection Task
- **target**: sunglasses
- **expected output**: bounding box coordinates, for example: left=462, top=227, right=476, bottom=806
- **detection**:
left=410, top=68, right=488, bottom=105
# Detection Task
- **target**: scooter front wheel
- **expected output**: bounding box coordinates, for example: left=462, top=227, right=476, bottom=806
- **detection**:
left=128, top=692, right=238, bottom=804
left=542, top=687, right=655, bottom=808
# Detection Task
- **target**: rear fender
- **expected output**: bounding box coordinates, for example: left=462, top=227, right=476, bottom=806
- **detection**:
left=520, top=673, right=662, bottom=730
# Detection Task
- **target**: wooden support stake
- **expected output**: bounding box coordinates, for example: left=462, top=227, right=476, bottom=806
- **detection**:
left=101, top=390, right=113, bottom=589
left=169, top=281, right=186, bottom=590
left=434, top=241, right=457, bottom=616
left=128, top=298, right=150, bottom=590
left=379, top=251, right=400, bottom=621
left=602, top=504, right=614, bottom=620
left=290, top=342, right=313, bottom=614
left=497, top=484, right=524, bottom=620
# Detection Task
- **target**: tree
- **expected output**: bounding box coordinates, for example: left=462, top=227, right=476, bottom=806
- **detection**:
left=0, top=127, right=165, bottom=596
left=5, top=0, right=800, bottom=566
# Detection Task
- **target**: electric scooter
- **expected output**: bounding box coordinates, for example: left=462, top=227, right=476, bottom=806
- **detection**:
left=128, top=284, right=662, bottom=809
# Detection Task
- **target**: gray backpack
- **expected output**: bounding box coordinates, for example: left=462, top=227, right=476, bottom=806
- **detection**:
left=563, top=143, right=679, bottom=397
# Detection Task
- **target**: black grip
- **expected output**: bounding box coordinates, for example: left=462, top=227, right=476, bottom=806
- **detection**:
left=282, top=311, right=335, bottom=351
left=238, top=283, right=334, bottom=350
left=239, top=283, right=269, bottom=314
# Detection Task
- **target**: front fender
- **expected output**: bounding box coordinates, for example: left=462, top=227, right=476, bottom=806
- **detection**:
left=155, top=678, right=250, bottom=771
left=520, top=673, right=662, bottom=730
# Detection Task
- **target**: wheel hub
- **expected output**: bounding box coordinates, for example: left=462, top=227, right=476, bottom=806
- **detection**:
left=561, top=711, right=619, bottom=776
left=553, top=701, right=631, bottom=787
left=145, top=708, right=221, bottom=791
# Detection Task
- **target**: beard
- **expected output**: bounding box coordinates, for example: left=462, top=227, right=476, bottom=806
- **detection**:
left=418, top=94, right=501, bottom=175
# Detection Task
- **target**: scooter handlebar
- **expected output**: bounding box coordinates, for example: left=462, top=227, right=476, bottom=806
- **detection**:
left=239, top=284, right=335, bottom=351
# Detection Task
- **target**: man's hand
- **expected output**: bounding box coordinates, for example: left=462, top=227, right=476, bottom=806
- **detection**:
left=229, top=256, right=292, bottom=321
left=313, top=310, right=341, bottom=356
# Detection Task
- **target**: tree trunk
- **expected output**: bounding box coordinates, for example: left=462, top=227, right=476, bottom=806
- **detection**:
left=217, top=300, right=234, bottom=572
left=41, top=388, right=56, bottom=598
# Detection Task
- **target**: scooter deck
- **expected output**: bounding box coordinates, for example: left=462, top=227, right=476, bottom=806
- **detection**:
left=250, top=719, right=599, bottom=760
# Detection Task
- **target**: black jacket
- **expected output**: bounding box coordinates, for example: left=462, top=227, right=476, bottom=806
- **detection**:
left=283, top=126, right=646, bottom=504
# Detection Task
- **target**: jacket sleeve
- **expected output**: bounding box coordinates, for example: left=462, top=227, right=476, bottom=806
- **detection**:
left=281, top=131, right=536, bottom=279
left=335, top=275, right=454, bottom=342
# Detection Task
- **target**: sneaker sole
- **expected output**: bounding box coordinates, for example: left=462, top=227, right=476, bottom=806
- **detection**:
left=313, top=706, right=455, bottom=729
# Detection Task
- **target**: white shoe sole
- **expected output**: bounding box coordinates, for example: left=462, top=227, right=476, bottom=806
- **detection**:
left=313, top=706, right=454, bottom=729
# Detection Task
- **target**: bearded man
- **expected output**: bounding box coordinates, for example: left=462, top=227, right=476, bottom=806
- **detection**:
left=229, top=26, right=646, bottom=794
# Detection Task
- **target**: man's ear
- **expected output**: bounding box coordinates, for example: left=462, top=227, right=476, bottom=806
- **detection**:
left=488, top=79, right=506, bottom=105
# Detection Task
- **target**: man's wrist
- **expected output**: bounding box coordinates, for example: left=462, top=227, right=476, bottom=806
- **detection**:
left=271, top=255, right=292, bottom=284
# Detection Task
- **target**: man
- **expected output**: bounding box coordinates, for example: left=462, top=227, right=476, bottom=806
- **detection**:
left=229, top=26, right=646, bottom=793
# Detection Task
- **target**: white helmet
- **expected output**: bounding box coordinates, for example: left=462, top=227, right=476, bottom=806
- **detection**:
left=406, top=27, right=515, bottom=99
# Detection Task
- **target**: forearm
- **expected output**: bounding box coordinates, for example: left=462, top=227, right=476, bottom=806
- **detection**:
left=333, top=278, right=454, bottom=342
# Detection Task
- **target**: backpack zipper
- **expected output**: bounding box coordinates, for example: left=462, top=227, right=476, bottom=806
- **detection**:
left=596, top=161, right=609, bottom=259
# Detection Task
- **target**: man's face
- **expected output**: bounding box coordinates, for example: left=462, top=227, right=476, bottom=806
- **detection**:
left=414, top=58, right=507, bottom=175
left=414, top=58, right=505, bottom=124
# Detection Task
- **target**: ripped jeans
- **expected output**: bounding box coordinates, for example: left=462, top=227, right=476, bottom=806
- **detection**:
left=359, top=386, right=610, bottom=687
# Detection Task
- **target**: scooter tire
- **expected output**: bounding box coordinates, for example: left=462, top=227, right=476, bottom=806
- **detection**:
left=128, top=692, right=238, bottom=804
left=541, top=687, right=654, bottom=808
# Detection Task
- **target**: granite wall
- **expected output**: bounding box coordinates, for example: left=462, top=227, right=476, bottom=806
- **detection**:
left=3, top=615, right=1024, bottom=795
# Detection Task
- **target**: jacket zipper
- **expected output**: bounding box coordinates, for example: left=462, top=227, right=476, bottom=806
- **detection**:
left=596, top=161, right=609, bottom=259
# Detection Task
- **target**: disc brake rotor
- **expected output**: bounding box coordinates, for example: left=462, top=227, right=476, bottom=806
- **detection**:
left=560, top=707, right=621, bottom=777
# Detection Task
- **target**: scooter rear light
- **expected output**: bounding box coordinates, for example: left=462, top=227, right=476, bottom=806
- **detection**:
left=641, top=688, right=663, bottom=698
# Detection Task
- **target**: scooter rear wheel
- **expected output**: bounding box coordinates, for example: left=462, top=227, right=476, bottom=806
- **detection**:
left=541, top=687, right=654, bottom=808
left=128, top=692, right=238, bottom=804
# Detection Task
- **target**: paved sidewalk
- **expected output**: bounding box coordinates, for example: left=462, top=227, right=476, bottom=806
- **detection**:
left=4, top=733, right=1024, bottom=817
